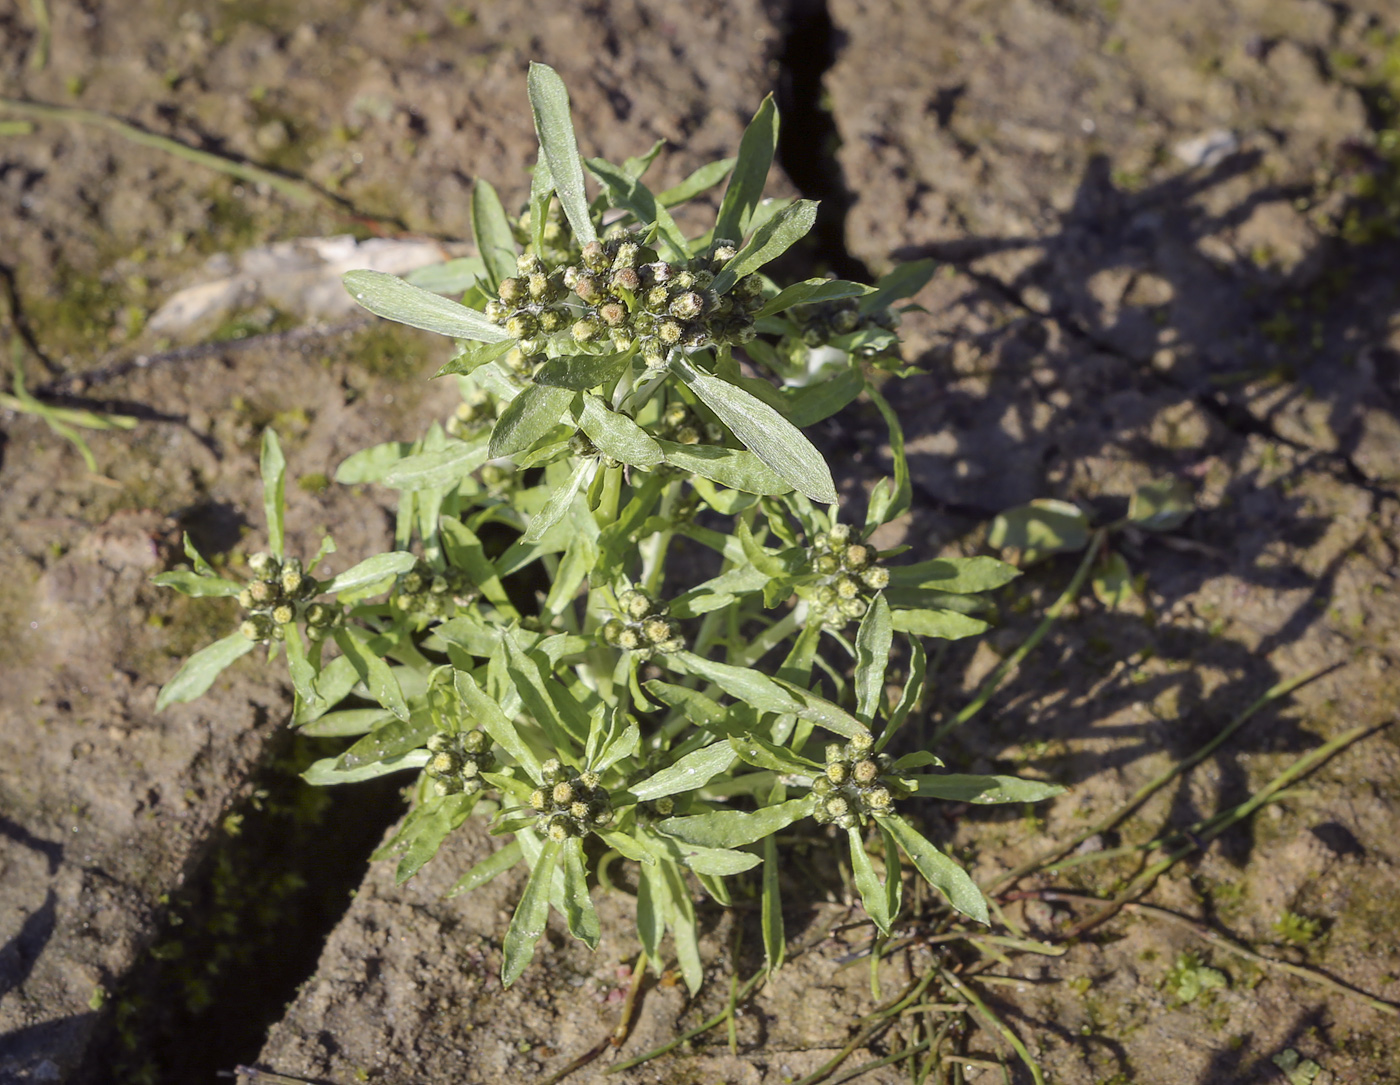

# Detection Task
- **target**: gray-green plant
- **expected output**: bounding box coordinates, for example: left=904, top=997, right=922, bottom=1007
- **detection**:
left=154, top=63, right=1062, bottom=992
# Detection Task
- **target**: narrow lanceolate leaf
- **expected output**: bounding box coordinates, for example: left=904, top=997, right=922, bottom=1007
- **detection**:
left=182, top=532, right=216, bottom=576
left=761, top=834, right=784, bottom=972
left=728, top=734, right=818, bottom=775
left=654, top=440, right=791, bottom=496
left=489, top=383, right=576, bottom=459
left=578, top=394, right=663, bottom=467
left=636, top=859, right=669, bottom=967
left=885, top=556, right=1021, bottom=593
left=657, top=156, right=735, bottom=207
left=533, top=350, right=630, bottom=391
left=434, top=338, right=516, bottom=378
left=668, top=650, right=798, bottom=715
left=859, top=258, right=937, bottom=314
left=336, top=712, right=435, bottom=770
left=661, top=861, right=704, bottom=995
left=155, top=633, right=257, bottom=710
left=501, top=837, right=562, bottom=987
left=523, top=459, right=590, bottom=545
left=503, top=630, right=590, bottom=746
left=643, top=681, right=727, bottom=729
left=593, top=713, right=641, bottom=774
left=712, top=199, right=819, bottom=296
left=584, top=157, right=689, bottom=260
left=880, top=814, right=988, bottom=925
left=381, top=438, right=492, bottom=492
left=629, top=742, right=737, bottom=802
left=471, top=177, right=518, bottom=292
left=878, top=821, right=903, bottom=926
left=562, top=837, right=601, bottom=949
left=771, top=678, right=869, bottom=739
left=297, top=707, right=392, bottom=738
left=404, top=255, right=486, bottom=294
left=597, top=829, right=653, bottom=864
left=449, top=839, right=523, bottom=897
left=854, top=594, right=893, bottom=724
left=754, top=278, right=875, bottom=320
left=323, top=551, right=417, bottom=595
left=889, top=608, right=989, bottom=641
left=848, top=827, right=893, bottom=935
left=529, top=146, right=553, bottom=257
left=784, top=367, right=866, bottom=428
left=622, top=139, right=666, bottom=181
left=911, top=773, right=1065, bottom=804
left=332, top=627, right=409, bottom=720
left=527, top=63, right=596, bottom=246
left=260, top=427, right=286, bottom=559
left=390, top=792, right=476, bottom=884
left=334, top=440, right=415, bottom=484
left=648, top=832, right=761, bottom=876
left=659, top=797, right=812, bottom=849
left=151, top=570, right=243, bottom=597
left=343, top=269, right=512, bottom=342
left=454, top=669, right=543, bottom=784
left=301, top=750, right=430, bottom=785
left=714, top=94, right=778, bottom=244
left=282, top=622, right=318, bottom=707
left=671, top=360, right=836, bottom=503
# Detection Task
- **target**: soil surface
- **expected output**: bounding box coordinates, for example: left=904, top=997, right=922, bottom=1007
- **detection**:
left=2, top=1, right=1399, bottom=1084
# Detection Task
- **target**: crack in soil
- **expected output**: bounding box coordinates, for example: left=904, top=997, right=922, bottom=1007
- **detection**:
left=774, top=0, right=872, bottom=285
left=74, top=733, right=408, bottom=1084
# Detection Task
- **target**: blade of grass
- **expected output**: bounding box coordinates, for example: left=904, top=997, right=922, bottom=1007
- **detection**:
left=932, top=530, right=1105, bottom=744
left=533, top=952, right=648, bottom=1085
left=789, top=972, right=936, bottom=1085
left=986, top=661, right=1337, bottom=894
left=824, top=1039, right=932, bottom=1085
left=938, top=970, right=1044, bottom=1085
left=1040, top=891, right=1400, bottom=1017
left=1062, top=719, right=1392, bottom=937
left=27, top=0, right=50, bottom=70
left=607, top=969, right=767, bottom=1073
left=0, top=97, right=391, bottom=227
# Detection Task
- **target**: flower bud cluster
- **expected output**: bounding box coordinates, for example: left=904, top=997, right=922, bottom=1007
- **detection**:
left=564, top=237, right=765, bottom=368
left=805, top=523, right=890, bottom=628
left=792, top=298, right=901, bottom=352
left=446, top=387, right=496, bottom=438
left=653, top=401, right=723, bottom=447
left=238, top=553, right=338, bottom=643
left=391, top=559, right=476, bottom=622
left=527, top=760, right=614, bottom=841
left=514, top=200, right=578, bottom=268
left=568, top=431, right=620, bottom=468
left=424, top=728, right=495, bottom=797
left=598, top=588, right=685, bottom=658
left=483, top=253, right=572, bottom=373
left=810, top=733, right=900, bottom=829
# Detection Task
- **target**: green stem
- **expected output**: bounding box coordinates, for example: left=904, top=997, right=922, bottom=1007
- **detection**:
left=1062, top=719, right=1392, bottom=938
left=789, top=971, right=936, bottom=1085
left=640, top=480, right=681, bottom=595
left=0, top=96, right=370, bottom=222
left=607, top=969, right=767, bottom=1073
left=933, top=530, right=1105, bottom=744
left=736, top=609, right=800, bottom=668
left=939, top=969, right=1044, bottom=1085
left=1044, top=891, right=1400, bottom=1017
left=987, top=662, right=1333, bottom=893
left=27, top=0, right=49, bottom=70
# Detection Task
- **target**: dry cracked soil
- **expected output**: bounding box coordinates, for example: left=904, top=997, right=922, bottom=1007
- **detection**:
left=2, top=1, right=1400, bottom=1084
